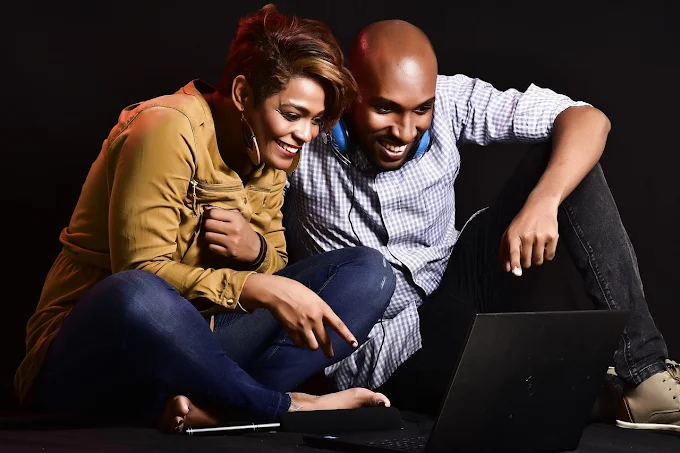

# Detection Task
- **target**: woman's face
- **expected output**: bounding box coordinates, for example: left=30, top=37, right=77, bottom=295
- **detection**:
left=247, top=76, right=326, bottom=171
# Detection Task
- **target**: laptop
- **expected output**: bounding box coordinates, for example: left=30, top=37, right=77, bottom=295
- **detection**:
left=303, top=309, right=630, bottom=453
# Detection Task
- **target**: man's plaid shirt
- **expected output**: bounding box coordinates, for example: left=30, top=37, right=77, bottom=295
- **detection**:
left=283, top=74, right=589, bottom=390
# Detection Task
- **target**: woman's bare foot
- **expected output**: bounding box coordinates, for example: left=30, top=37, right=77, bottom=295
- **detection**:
left=158, top=388, right=389, bottom=432
left=288, top=387, right=390, bottom=412
left=158, top=395, right=220, bottom=434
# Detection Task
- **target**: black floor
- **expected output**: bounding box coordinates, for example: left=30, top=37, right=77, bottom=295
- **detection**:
left=1, top=412, right=678, bottom=453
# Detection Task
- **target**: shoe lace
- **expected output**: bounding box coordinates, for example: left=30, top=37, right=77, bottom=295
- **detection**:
left=664, top=359, right=680, bottom=400
left=666, top=359, right=680, bottom=381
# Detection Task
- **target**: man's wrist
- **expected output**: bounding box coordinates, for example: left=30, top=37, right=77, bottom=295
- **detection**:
left=526, top=189, right=562, bottom=211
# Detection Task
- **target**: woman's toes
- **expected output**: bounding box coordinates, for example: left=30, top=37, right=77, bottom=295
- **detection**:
left=373, top=392, right=390, bottom=407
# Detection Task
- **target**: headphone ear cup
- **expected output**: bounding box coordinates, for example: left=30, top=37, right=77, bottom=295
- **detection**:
left=414, top=129, right=431, bottom=158
left=332, top=119, right=430, bottom=159
left=331, top=120, right=349, bottom=153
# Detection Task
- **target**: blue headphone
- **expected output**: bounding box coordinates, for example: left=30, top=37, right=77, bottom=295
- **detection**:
left=328, top=118, right=431, bottom=163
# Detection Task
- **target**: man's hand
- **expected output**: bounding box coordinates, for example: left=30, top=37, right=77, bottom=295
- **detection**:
left=203, top=206, right=261, bottom=265
left=500, top=199, right=559, bottom=277
left=240, top=273, right=359, bottom=359
left=498, top=106, right=610, bottom=277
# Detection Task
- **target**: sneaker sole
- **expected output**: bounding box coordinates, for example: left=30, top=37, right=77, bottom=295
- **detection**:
left=616, top=419, right=680, bottom=434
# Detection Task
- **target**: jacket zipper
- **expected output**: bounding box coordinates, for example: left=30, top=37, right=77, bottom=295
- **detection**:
left=190, top=180, right=198, bottom=216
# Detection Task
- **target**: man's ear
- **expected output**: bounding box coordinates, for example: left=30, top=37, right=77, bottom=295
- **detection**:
left=231, top=75, right=251, bottom=111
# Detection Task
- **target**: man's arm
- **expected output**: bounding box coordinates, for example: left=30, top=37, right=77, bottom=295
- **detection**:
left=501, top=105, right=612, bottom=275
left=531, top=105, right=611, bottom=208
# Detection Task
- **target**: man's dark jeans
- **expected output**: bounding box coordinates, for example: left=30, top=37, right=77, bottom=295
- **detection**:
left=379, top=142, right=668, bottom=416
left=36, top=246, right=396, bottom=423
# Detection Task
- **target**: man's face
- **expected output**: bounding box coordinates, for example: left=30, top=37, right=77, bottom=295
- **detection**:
left=349, top=57, right=436, bottom=171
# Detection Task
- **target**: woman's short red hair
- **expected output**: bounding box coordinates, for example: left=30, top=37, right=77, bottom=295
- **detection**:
left=217, top=4, right=357, bottom=131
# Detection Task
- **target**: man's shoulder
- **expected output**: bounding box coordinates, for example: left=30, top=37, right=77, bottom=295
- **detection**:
left=299, top=134, right=333, bottom=160
left=288, top=134, right=345, bottom=182
left=435, top=73, right=478, bottom=94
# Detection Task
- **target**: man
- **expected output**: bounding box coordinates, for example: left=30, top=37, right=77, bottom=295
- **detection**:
left=283, top=20, right=678, bottom=432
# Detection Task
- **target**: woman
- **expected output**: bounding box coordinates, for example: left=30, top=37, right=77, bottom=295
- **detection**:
left=15, top=4, right=395, bottom=433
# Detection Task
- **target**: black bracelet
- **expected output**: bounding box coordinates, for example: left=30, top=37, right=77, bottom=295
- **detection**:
left=248, top=232, right=268, bottom=269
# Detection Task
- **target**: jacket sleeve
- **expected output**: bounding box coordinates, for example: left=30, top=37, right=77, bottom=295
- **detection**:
left=106, top=106, right=252, bottom=310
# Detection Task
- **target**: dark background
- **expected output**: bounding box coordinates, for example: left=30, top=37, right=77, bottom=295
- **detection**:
left=3, top=1, right=678, bottom=410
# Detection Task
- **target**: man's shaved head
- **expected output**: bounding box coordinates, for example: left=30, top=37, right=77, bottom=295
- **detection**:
left=346, top=20, right=438, bottom=171
left=349, top=20, right=437, bottom=87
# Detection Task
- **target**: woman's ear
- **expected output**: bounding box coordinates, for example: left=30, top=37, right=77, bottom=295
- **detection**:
left=231, top=75, right=251, bottom=112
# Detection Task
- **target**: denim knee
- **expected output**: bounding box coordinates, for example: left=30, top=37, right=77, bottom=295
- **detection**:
left=345, top=246, right=396, bottom=316
left=92, top=269, right=185, bottom=324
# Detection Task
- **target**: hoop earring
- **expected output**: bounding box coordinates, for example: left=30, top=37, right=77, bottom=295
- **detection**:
left=241, top=112, right=261, bottom=166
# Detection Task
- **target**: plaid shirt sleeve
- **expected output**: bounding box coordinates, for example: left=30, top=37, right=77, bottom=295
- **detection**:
left=438, top=74, right=591, bottom=146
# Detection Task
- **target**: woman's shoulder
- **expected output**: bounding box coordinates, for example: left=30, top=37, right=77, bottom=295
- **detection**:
left=115, top=81, right=210, bottom=134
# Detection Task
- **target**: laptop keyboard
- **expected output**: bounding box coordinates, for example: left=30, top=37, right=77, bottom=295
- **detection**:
left=363, top=435, right=429, bottom=450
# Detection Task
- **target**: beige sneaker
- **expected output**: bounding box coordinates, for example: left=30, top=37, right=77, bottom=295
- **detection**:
left=616, top=359, right=680, bottom=434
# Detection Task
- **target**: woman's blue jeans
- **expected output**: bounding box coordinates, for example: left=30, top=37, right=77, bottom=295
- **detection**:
left=35, top=246, right=396, bottom=423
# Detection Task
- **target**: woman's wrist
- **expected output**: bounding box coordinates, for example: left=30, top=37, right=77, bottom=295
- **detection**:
left=247, top=232, right=268, bottom=269
left=239, top=273, right=272, bottom=311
